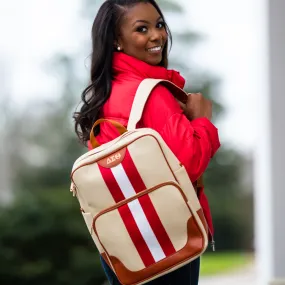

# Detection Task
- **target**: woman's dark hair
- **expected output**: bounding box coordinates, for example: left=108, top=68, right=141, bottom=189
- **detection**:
left=73, top=0, right=172, bottom=145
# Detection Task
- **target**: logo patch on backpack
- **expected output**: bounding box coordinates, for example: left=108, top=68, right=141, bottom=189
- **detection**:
left=98, top=148, right=126, bottom=168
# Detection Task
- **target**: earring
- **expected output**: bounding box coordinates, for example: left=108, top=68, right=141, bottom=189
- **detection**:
left=117, top=46, right=121, bottom=51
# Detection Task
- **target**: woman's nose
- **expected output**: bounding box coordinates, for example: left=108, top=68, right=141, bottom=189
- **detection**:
left=150, top=29, right=163, bottom=42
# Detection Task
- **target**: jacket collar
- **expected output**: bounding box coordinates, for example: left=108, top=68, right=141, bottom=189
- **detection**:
left=112, top=52, right=185, bottom=89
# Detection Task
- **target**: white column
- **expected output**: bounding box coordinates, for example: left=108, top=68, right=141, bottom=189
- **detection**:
left=255, top=0, right=285, bottom=284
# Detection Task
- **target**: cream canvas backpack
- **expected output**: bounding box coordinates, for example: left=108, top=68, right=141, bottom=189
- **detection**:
left=70, top=79, right=209, bottom=285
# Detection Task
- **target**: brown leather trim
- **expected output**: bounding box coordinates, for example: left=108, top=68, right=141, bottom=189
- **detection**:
left=192, top=181, right=198, bottom=193
left=196, top=208, right=209, bottom=236
left=110, top=216, right=204, bottom=285
left=161, top=81, right=188, bottom=104
left=192, top=177, right=204, bottom=194
left=90, top=119, right=128, bottom=148
left=101, top=252, right=112, bottom=269
left=97, top=147, right=126, bottom=168
left=197, top=176, right=204, bottom=188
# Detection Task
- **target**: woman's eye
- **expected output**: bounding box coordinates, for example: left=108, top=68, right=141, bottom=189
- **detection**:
left=136, top=26, right=148, bottom=33
left=157, top=22, right=165, bottom=29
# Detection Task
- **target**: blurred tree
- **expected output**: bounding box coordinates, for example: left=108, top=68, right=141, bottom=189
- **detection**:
left=0, top=0, right=253, bottom=284
left=0, top=55, right=106, bottom=285
left=0, top=189, right=105, bottom=285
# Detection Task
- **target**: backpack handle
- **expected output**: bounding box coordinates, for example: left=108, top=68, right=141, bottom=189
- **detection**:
left=90, top=119, right=127, bottom=148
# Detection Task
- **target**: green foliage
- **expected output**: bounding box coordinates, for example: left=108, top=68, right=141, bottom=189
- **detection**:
left=200, top=252, right=253, bottom=276
left=0, top=189, right=105, bottom=285
left=204, top=148, right=254, bottom=250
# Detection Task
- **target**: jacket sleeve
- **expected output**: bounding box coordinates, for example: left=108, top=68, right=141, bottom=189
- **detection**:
left=141, top=85, right=220, bottom=182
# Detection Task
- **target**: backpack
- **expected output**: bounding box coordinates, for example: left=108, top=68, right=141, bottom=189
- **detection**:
left=70, top=79, right=209, bottom=285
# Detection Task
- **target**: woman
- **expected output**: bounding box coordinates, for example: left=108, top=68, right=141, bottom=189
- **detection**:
left=74, top=0, right=220, bottom=284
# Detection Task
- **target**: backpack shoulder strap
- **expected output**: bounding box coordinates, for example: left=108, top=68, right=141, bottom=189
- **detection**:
left=127, top=79, right=188, bottom=130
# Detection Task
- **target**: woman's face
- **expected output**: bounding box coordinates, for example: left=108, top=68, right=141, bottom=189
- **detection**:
left=117, top=2, right=168, bottom=66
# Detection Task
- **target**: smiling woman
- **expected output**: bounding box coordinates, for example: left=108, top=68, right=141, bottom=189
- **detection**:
left=74, top=0, right=172, bottom=142
left=73, top=0, right=220, bottom=285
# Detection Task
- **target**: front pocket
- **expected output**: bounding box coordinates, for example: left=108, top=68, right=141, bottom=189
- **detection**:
left=92, top=181, right=205, bottom=283
left=173, top=165, right=201, bottom=213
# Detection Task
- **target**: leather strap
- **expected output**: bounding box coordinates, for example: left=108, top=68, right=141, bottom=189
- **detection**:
left=127, top=79, right=188, bottom=131
left=90, top=119, right=127, bottom=148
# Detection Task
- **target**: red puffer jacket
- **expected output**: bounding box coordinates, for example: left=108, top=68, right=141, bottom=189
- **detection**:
left=88, top=52, right=220, bottom=237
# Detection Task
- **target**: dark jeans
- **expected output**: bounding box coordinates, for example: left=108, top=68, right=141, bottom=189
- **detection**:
left=100, top=256, right=200, bottom=285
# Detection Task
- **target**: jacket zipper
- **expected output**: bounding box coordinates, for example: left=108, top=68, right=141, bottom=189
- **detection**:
left=208, top=229, right=215, bottom=252
left=204, top=218, right=215, bottom=251
left=194, top=180, right=215, bottom=252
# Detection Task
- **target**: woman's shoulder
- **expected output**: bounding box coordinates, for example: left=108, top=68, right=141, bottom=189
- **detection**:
left=148, top=83, right=180, bottom=103
left=142, top=83, right=182, bottom=117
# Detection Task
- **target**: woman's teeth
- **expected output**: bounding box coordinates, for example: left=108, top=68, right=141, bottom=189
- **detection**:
left=148, top=46, right=162, bottom=52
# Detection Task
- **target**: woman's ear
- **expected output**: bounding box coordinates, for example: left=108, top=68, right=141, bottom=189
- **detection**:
left=114, top=38, right=123, bottom=51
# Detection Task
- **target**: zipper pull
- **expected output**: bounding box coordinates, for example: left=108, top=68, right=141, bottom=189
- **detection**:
left=206, top=226, right=216, bottom=252
left=210, top=239, right=216, bottom=252
left=198, top=208, right=216, bottom=252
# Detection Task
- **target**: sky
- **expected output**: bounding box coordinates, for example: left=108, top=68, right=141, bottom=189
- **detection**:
left=0, top=0, right=265, bottom=154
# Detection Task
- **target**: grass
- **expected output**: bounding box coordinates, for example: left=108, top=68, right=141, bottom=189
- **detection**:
left=200, top=252, right=253, bottom=276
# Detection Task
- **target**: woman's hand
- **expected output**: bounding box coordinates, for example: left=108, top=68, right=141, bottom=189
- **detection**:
left=179, top=93, right=212, bottom=121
